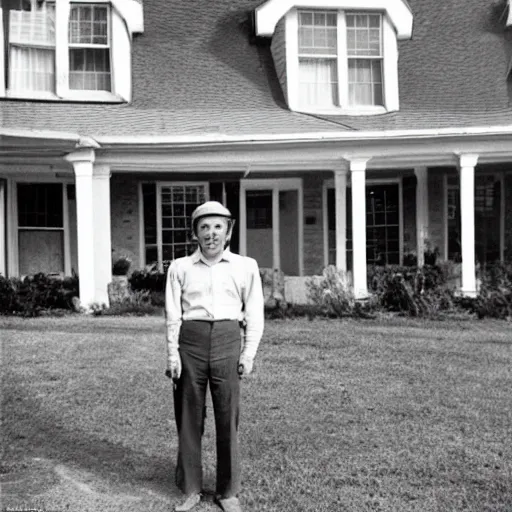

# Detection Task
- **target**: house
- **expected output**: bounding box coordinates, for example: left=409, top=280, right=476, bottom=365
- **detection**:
left=1, top=0, right=511, bottom=308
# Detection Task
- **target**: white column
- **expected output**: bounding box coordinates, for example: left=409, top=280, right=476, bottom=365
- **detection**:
left=0, top=180, right=5, bottom=276
left=350, top=159, right=369, bottom=299
left=64, top=156, right=112, bottom=308
left=459, top=154, right=478, bottom=297
left=272, top=188, right=280, bottom=270
left=93, top=165, right=112, bottom=306
left=415, top=167, right=429, bottom=267
left=334, top=166, right=348, bottom=272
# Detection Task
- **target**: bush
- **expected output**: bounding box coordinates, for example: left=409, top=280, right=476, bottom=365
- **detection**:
left=129, top=265, right=166, bottom=293
left=368, top=264, right=455, bottom=317
left=0, top=273, right=79, bottom=317
left=457, top=262, right=512, bottom=320
left=112, top=257, right=132, bottom=276
left=94, top=290, right=162, bottom=316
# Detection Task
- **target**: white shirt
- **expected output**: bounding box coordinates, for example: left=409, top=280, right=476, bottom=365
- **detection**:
left=165, top=248, right=264, bottom=359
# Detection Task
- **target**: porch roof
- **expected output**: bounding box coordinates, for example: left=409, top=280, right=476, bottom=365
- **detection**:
left=1, top=0, right=512, bottom=139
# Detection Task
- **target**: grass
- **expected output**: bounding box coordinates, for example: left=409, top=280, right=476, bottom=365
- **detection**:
left=1, top=315, right=512, bottom=512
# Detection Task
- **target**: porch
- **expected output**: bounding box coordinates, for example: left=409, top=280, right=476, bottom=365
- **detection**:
left=1, top=147, right=510, bottom=308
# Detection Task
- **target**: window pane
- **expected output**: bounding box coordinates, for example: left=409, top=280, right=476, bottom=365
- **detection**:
left=157, top=184, right=206, bottom=263
left=18, top=183, right=63, bottom=228
left=348, top=59, right=383, bottom=106
left=69, top=48, right=111, bottom=91
left=9, top=3, right=55, bottom=46
left=298, top=10, right=337, bottom=55
left=346, top=13, right=381, bottom=56
left=247, top=191, right=272, bottom=229
left=69, top=5, right=108, bottom=45
left=299, top=58, right=338, bottom=107
left=9, top=46, right=55, bottom=92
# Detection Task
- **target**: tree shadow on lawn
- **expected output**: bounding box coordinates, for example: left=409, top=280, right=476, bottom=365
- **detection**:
left=3, top=378, right=180, bottom=501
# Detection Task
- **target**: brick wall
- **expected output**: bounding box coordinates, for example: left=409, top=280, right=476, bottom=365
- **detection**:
left=402, top=175, right=417, bottom=257
left=428, top=169, right=446, bottom=258
left=302, top=174, right=325, bottom=275
left=505, top=173, right=512, bottom=261
left=110, top=174, right=141, bottom=270
left=270, top=17, right=287, bottom=104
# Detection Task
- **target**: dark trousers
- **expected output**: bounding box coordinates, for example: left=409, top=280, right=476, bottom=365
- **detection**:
left=174, top=320, right=241, bottom=498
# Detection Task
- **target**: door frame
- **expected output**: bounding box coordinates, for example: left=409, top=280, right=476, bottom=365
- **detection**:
left=239, top=178, right=304, bottom=276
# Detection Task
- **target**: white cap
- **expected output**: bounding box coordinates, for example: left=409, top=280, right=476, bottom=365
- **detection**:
left=191, top=201, right=232, bottom=228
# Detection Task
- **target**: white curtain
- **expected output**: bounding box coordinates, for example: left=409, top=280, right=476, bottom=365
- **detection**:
left=299, top=58, right=338, bottom=107
left=9, top=46, right=55, bottom=92
left=9, top=7, right=55, bottom=93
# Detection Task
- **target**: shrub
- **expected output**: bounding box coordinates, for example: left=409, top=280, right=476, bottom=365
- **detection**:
left=458, top=262, right=512, bottom=320
left=0, top=273, right=79, bottom=317
left=95, top=290, right=162, bottom=316
left=129, top=265, right=166, bottom=293
left=112, top=256, right=132, bottom=276
left=368, top=264, right=455, bottom=317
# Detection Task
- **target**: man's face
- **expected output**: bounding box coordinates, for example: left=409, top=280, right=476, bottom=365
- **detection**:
left=195, top=216, right=230, bottom=260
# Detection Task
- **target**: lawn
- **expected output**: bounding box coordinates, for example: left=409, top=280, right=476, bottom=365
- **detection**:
left=1, top=315, right=511, bottom=512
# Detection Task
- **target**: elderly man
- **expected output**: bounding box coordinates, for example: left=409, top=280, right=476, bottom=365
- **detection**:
left=165, top=201, right=264, bottom=512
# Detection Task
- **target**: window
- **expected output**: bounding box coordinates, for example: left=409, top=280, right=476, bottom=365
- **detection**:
left=142, top=183, right=209, bottom=267
left=7, top=0, right=56, bottom=94
left=1, top=0, right=143, bottom=101
left=327, top=183, right=400, bottom=268
left=447, top=175, right=503, bottom=264
left=246, top=191, right=272, bottom=229
left=69, top=4, right=111, bottom=91
left=17, top=183, right=64, bottom=275
left=298, top=10, right=383, bottom=109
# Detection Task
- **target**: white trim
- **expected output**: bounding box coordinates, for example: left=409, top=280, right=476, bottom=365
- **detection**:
left=138, top=181, right=145, bottom=268
left=5, top=124, right=512, bottom=148
left=272, top=189, right=280, bottom=269
left=240, top=178, right=303, bottom=275
left=0, top=179, right=5, bottom=276
left=1, top=0, right=139, bottom=102
left=256, top=0, right=413, bottom=39
left=443, top=173, right=449, bottom=261
left=8, top=179, right=18, bottom=276
left=499, top=172, right=505, bottom=263
left=7, top=177, right=72, bottom=277
left=286, top=9, right=400, bottom=114
left=322, top=182, right=329, bottom=268
left=63, top=183, right=71, bottom=275
left=398, top=176, right=404, bottom=265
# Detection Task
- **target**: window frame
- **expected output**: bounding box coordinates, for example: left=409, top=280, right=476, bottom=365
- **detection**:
left=67, top=2, right=112, bottom=94
left=323, top=177, right=404, bottom=268
left=0, top=0, right=142, bottom=102
left=443, top=172, right=505, bottom=264
left=140, top=181, right=210, bottom=270
left=286, top=7, right=400, bottom=115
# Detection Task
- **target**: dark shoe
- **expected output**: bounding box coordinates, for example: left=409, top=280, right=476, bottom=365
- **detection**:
left=175, top=493, right=202, bottom=512
left=216, top=496, right=242, bottom=512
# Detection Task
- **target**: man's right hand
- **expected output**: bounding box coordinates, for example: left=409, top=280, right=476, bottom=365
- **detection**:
left=166, top=355, right=182, bottom=381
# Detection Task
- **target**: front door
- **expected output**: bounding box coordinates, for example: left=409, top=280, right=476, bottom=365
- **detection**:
left=240, top=179, right=303, bottom=276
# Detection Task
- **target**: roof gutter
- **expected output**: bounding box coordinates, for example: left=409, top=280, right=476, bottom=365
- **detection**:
left=0, top=128, right=100, bottom=148
left=93, top=124, right=512, bottom=148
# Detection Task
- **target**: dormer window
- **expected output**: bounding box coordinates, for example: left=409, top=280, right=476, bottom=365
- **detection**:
left=298, top=10, right=384, bottom=110
left=69, top=4, right=111, bottom=92
left=257, top=0, right=413, bottom=115
left=0, top=0, right=144, bottom=102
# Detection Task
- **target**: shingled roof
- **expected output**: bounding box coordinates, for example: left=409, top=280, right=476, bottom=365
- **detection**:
left=1, top=0, right=512, bottom=139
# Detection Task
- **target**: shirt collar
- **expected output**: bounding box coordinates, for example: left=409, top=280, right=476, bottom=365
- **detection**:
left=191, top=247, right=233, bottom=265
